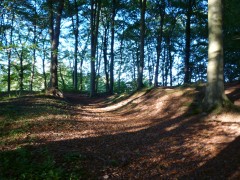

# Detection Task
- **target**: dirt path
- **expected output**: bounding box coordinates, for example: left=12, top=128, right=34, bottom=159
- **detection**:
left=1, top=87, right=240, bottom=179
left=52, top=90, right=240, bottom=179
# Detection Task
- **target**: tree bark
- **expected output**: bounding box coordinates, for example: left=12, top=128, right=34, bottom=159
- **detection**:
left=154, top=1, right=165, bottom=87
left=48, top=0, right=64, bottom=90
left=184, top=0, right=193, bottom=84
left=137, top=0, right=146, bottom=90
left=90, top=0, right=101, bottom=97
left=7, top=11, right=14, bottom=93
left=30, top=15, right=37, bottom=91
left=103, top=25, right=110, bottom=93
left=72, top=0, right=79, bottom=91
left=203, top=0, right=229, bottom=110
left=109, top=0, right=116, bottom=94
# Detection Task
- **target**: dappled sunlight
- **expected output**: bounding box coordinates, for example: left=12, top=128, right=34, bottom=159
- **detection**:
left=97, top=91, right=146, bottom=111
left=1, top=84, right=240, bottom=178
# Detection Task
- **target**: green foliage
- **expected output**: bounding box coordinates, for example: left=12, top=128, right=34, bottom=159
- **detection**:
left=0, top=0, right=239, bottom=94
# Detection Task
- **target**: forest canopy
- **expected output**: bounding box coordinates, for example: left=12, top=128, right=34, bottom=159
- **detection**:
left=0, top=0, right=239, bottom=94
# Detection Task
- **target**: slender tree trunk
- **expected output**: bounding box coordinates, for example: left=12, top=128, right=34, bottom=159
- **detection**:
left=42, top=50, right=47, bottom=90
left=96, top=42, right=102, bottom=93
left=19, top=51, right=24, bottom=92
left=72, top=0, right=79, bottom=91
left=184, top=0, right=193, bottom=84
left=154, top=1, right=165, bottom=87
left=161, top=44, right=166, bottom=86
left=169, top=41, right=173, bottom=86
left=7, top=12, right=14, bottom=93
left=147, top=50, right=152, bottom=86
left=30, top=23, right=37, bottom=91
left=48, top=0, right=64, bottom=90
left=109, top=0, right=116, bottom=94
left=103, top=25, right=110, bottom=93
left=203, top=0, right=229, bottom=110
left=132, top=51, right=136, bottom=82
left=79, top=59, right=83, bottom=91
left=118, top=34, right=124, bottom=93
left=41, top=33, right=48, bottom=90
left=7, top=50, right=11, bottom=92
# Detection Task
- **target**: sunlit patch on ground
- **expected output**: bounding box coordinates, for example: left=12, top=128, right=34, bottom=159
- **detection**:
left=1, top=84, right=240, bottom=179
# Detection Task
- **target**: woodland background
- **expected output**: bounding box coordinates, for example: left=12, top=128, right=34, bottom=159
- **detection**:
left=0, top=0, right=239, bottom=94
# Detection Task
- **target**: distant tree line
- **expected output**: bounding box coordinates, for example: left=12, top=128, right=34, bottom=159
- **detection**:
left=0, top=0, right=239, bottom=106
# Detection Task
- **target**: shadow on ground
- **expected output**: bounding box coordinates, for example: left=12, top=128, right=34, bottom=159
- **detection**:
left=1, top=84, right=240, bottom=179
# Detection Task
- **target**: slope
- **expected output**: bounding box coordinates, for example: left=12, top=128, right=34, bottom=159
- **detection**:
left=0, top=83, right=240, bottom=179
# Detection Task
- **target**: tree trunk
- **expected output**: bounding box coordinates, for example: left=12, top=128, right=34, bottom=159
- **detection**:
left=103, top=25, right=110, bottom=93
left=169, top=40, right=173, bottom=86
left=154, top=1, right=165, bottom=87
left=48, top=0, right=64, bottom=90
left=203, top=0, right=229, bottom=110
left=96, top=42, right=102, bottom=93
left=137, top=0, right=146, bottom=90
left=19, top=51, right=24, bottom=92
left=59, top=65, right=66, bottom=90
left=30, top=22, right=37, bottom=91
left=42, top=50, right=47, bottom=90
left=184, top=0, right=193, bottom=84
left=72, top=0, right=79, bottom=91
left=118, top=34, right=124, bottom=93
left=109, top=0, right=116, bottom=94
left=161, top=45, right=166, bottom=86
left=7, top=11, right=14, bottom=93
left=90, top=0, right=101, bottom=97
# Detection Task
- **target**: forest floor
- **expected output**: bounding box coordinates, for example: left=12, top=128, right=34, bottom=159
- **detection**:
left=1, top=83, right=240, bottom=179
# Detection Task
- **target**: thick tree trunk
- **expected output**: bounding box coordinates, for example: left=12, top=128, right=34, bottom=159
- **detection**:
left=137, top=0, right=146, bottom=90
left=154, top=1, right=165, bottom=87
left=90, top=0, right=101, bottom=97
left=203, top=0, right=229, bottom=110
left=48, top=0, right=64, bottom=90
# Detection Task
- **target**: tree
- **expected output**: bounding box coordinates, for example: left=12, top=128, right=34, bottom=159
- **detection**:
left=137, top=0, right=147, bottom=90
left=203, top=0, right=229, bottom=110
left=71, top=0, right=79, bottom=91
left=90, top=0, right=101, bottom=97
left=154, top=0, right=165, bottom=87
left=184, top=0, right=194, bottom=84
left=109, top=0, right=116, bottom=94
left=48, top=0, right=65, bottom=90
